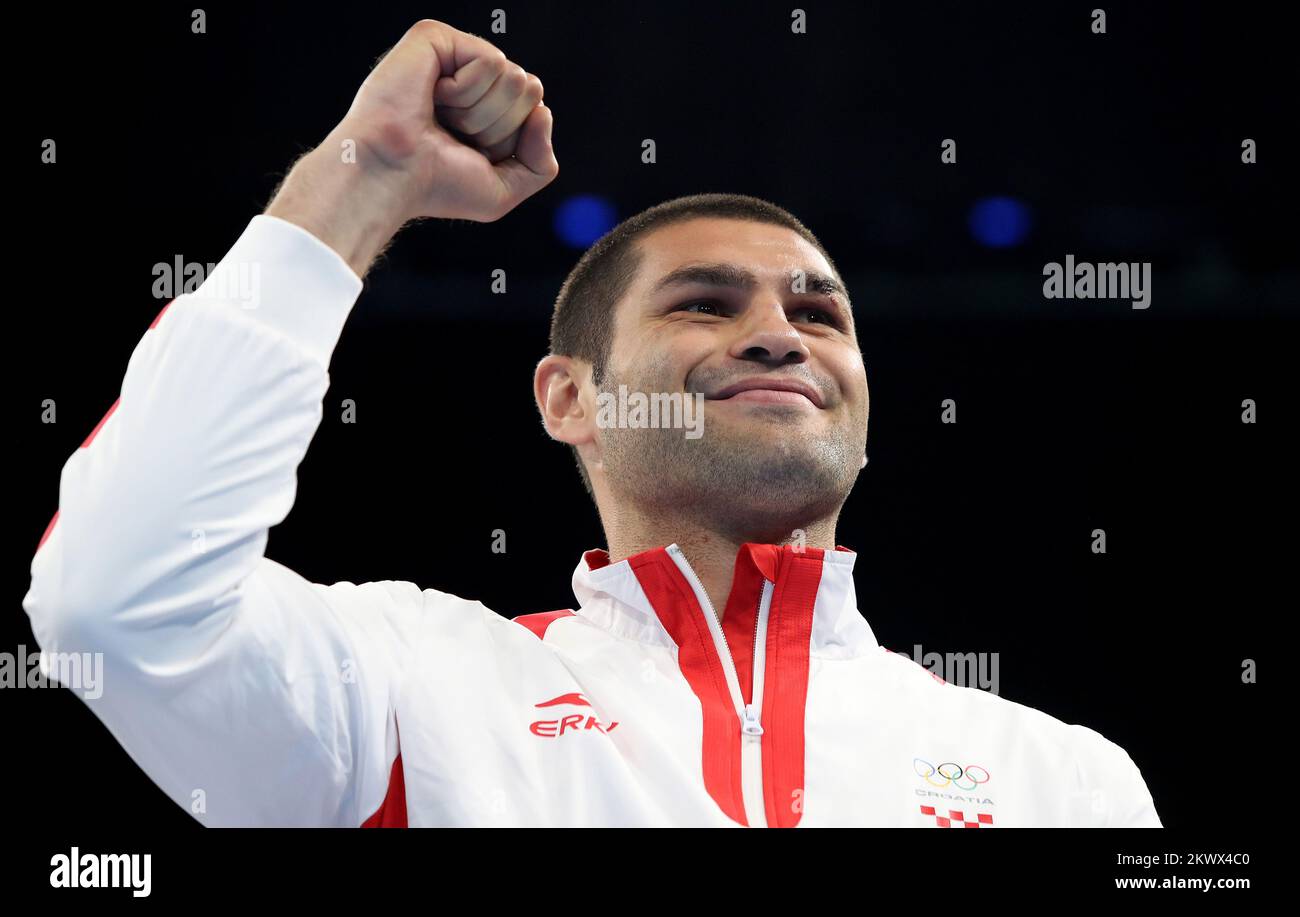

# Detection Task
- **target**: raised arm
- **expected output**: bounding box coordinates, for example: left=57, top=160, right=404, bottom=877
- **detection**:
left=22, top=19, right=556, bottom=826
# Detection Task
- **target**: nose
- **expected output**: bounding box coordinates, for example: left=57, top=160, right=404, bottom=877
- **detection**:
left=728, top=299, right=811, bottom=366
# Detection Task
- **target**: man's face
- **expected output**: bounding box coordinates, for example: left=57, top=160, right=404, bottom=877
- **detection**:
left=593, top=216, right=870, bottom=538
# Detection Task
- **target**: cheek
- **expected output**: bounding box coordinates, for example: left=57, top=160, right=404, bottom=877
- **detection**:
left=622, top=334, right=710, bottom=389
left=830, top=352, right=868, bottom=403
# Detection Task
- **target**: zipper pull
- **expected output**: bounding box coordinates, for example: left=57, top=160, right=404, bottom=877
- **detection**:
left=741, top=703, right=764, bottom=736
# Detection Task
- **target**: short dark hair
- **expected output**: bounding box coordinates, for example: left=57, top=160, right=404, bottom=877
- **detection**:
left=547, top=192, right=841, bottom=499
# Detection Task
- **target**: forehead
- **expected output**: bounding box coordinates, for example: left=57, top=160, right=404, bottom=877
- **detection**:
left=629, top=217, right=837, bottom=290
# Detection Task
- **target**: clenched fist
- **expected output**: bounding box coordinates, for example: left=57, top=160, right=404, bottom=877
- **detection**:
left=266, top=19, right=559, bottom=275
left=347, top=19, right=558, bottom=220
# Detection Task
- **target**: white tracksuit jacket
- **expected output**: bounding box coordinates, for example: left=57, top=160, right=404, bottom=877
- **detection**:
left=23, top=214, right=1163, bottom=828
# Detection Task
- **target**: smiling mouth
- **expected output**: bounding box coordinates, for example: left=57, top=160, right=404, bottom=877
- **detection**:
left=715, top=388, right=818, bottom=406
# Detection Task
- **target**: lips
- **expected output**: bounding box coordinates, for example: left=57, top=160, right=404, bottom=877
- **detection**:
left=709, top=377, right=824, bottom=408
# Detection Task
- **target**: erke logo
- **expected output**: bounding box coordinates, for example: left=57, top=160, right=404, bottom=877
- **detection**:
left=529, top=692, right=619, bottom=738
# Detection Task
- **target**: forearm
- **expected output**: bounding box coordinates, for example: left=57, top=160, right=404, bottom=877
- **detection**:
left=265, top=128, right=415, bottom=279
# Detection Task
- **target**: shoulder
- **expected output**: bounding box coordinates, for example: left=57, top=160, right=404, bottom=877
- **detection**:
left=292, top=568, right=574, bottom=650
left=1059, top=722, right=1163, bottom=827
left=299, top=572, right=428, bottom=615
left=297, top=570, right=505, bottom=634
left=874, top=647, right=1161, bottom=826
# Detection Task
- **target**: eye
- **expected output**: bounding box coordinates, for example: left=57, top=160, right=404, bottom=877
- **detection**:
left=794, top=306, right=841, bottom=327
left=676, top=299, right=725, bottom=316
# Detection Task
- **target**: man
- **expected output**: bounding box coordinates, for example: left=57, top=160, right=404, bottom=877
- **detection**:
left=24, top=20, right=1160, bottom=827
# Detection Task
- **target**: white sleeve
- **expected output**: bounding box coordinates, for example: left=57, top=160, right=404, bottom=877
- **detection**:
left=1068, top=725, right=1163, bottom=828
left=21, top=214, right=416, bottom=827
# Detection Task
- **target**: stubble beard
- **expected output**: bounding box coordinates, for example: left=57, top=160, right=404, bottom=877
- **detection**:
left=597, top=368, right=865, bottom=540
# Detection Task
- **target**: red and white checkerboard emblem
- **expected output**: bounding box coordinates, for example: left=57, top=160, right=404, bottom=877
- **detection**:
left=920, top=805, right=994, bottom=828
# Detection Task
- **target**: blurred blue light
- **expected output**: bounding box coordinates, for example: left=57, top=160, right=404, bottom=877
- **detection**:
left=554, top=194, right=618, bottom=248
left=968, top=196, right=1032, bottom=248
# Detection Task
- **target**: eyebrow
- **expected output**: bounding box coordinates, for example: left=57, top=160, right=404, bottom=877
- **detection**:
left=650, top=262, right=849, bottom=301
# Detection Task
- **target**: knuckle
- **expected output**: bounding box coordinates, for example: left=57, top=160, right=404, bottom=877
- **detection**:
left=410, top=19, right=447, bottom=38
left=369, top=114, right=420, bottom=160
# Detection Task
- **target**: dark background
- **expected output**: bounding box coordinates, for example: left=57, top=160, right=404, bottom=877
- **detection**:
left=7, top=1, right=1288, bottom=833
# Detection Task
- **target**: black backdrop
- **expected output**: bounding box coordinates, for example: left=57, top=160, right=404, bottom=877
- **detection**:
left=7, top=0, right=1288, bottom=836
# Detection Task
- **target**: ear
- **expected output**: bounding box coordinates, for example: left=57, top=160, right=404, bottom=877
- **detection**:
left=534, top=355, right=596, bottom=448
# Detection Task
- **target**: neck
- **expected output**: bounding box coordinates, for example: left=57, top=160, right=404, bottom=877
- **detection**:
left=604, top=504, right=839, bottom=621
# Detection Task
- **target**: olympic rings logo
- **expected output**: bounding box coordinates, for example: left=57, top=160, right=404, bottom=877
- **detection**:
left=914, top=758, right=990, bottom=790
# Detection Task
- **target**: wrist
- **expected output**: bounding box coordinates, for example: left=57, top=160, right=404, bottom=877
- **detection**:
left=265, top=137, right=414, bottom=277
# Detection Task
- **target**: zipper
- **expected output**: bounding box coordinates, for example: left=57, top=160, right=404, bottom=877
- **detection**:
left=666, top=544, right=774, bottom=828
left=743, top=579, right=773, bottom=828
